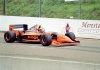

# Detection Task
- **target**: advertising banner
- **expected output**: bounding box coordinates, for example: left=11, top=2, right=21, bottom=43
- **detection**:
left=0, top=16, right=100, bottom=39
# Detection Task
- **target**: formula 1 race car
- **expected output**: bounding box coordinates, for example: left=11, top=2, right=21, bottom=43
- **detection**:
left=4, top=24, right=80, bottom=46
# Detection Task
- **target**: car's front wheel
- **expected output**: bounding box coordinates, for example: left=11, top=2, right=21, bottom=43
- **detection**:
left=65, top=32, right=76, bottom=41
left=40, top=34, right=52, bottom=46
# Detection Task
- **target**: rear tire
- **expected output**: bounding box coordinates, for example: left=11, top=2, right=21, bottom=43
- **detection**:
left=65, top=32, right=76, bottom=41
left=40, top=34, right=52, bottom=46
left=4, top=31, right=16, bottom=43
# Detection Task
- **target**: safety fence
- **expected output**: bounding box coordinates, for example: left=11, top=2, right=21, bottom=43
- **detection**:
left=0, top=0, right=99, bottom=20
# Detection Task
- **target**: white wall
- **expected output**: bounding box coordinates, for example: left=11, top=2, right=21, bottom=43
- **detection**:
left=0, top=16, right=100, bottom=39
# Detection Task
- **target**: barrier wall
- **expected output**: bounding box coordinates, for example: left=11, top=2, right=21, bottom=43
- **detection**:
left=0, top=16, right=100, bottom=39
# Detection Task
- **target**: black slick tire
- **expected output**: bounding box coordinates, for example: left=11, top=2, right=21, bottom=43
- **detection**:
left=65, top=32, right=76, bottom=41
left=40, top=34, right=52, bottom=46
left=4, top=31, right=16, bottom=43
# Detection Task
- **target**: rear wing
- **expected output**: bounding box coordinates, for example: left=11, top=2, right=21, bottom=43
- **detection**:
left=9, top=24, right=28, bottom=31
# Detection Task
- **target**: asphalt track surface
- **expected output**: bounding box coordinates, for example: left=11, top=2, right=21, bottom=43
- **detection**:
left=0, top=32, right=100, bottom=64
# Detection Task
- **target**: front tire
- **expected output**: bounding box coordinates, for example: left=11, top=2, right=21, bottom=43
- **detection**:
left=4, top=31, right=16, bottom=43
left=40, top=34, right=52, bottom=46
left=65, top=32, right=76, bottom=41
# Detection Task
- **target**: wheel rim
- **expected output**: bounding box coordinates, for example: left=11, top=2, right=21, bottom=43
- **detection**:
left=5, top=34, right=10, bottom=41
left=41, top=36, right=46, bottom=44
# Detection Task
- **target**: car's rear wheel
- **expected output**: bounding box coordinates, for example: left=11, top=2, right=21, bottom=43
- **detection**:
left=65, top=32, right=76, bottom=41
left=40, top=34, right=52, bottom=46
left=4, top=31, right=16, bottom=43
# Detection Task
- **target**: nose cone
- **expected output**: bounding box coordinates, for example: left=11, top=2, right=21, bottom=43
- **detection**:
left=57, top=34, right=73, bottom=43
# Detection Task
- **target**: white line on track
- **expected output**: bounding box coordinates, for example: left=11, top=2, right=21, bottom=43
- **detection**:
left=0, top=55, right=100, bottom=66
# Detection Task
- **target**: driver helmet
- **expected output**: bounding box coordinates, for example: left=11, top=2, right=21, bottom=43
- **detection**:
left=36, top=24, right=41, bottom=30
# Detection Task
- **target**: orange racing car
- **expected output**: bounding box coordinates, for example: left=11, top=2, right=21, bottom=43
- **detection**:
left=4, top=24, right=80, bottom=46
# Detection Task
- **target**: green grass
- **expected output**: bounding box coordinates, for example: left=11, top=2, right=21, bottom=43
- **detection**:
left=0, top=0, right=3, bottom=14
left=42, top=4, right=79, bottom=19
left=0, top=0, right=100, bottom=20
left=81, top=2, right=100, bottom=20
left=6, top=2, right=38, bottom=16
